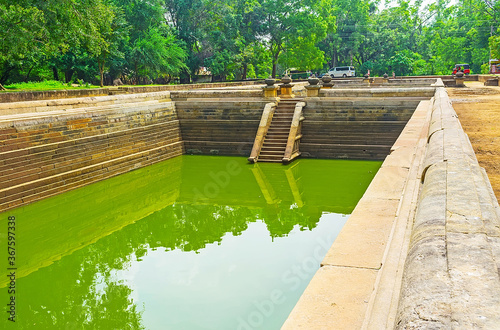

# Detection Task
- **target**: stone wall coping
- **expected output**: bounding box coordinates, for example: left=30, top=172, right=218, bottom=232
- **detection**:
left=0, top=80, right=265, bottom=103
left=0, top=91, right=173, bottom=116
left=320, top=86, right=436, bottom=95
left=395, top=86, right=500, bottom=328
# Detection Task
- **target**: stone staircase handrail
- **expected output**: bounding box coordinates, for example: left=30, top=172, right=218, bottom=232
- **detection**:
left=248, top=102, right=277, bottom=163
left=282, top=101, right=305, bottom=164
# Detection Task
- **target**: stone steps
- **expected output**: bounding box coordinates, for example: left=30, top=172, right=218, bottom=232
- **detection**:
left=0, top=102, right=177, bottom=152
left=0, top=123, right=181, bottom=190
left=258, top=99, right=299, bottom=163
left=0, top=93, right=183, bottom=212
left=0, top=142, right=183, bottom=211
left=0, top=121, right=179, bottom=170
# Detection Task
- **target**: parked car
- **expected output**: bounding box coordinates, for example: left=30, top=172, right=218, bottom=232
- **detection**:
left=283, top=68, right=312, bottom=79
left=327, top=66, right=356, bottom=78
left=453, top=64, right=470, bottom=75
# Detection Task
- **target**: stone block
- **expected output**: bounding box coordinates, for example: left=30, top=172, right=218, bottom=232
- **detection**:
left=282, top=266, right=378, bottom=330
left=322, top=198, right=400, bottom=269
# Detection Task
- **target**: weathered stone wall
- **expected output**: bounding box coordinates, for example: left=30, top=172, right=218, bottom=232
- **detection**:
left=0, top=85, right=434, bottom=212
left=320, top=86, right=436, bottom=97
left=301, top=98, right=423, bottom=160
left=0, top=92, right=183, bottom=212
left=282, top=97, right=433, bottom=329
left=395, top=87, right=500, bottom=328
left=173, top=91, right=269, bottom=156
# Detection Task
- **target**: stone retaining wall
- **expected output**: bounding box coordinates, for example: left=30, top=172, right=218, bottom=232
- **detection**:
left=301, top=98, right=422, bottom=160
left=0, top=92, right=183, bottom=212
left=1, top=86, right=435, bottom=212
left=395, top=87, right=500, bottom=328
left=320, top=87, right=436, bottom=98
left=0, top=80, right=264, bottom=103
left=174, top=97, right=267, bottom=156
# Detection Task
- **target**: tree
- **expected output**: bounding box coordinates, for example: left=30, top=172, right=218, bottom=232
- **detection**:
left=0, top=4, right=46, bottom=89
left=84, top=3, right=128, bottom=87
left=259, top=0, right=331, bottom=77
left=130, top=27, right=187, bottom=83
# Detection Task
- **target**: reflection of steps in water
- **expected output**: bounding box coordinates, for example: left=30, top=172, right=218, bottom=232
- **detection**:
left=251, top=162, right=303, bottom=207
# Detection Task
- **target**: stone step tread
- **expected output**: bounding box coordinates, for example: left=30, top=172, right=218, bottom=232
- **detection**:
left=268, top=125, right=290, bottom=128
left=259, top=149, right=285, bottom=154
left=261, top=146, right=286, bottom=150
left=0, top=120, right=179, bottom=159
left=257, top=159, right=282, bottom=163
left=264, top=139, right=287, bottom=143
left=0, top=126, right=180, bottom=171
left=0, top=138, right=182, bottom=190
left=0, top=142, right=183, bottom=201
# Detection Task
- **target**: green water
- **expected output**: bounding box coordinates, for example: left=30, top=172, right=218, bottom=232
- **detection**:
left=0, top=155, right=381, bottom=329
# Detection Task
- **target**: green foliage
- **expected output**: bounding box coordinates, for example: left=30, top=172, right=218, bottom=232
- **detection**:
left=3, top=80, right=98, bottom=91
left=481, top=62, right=490, bottom=74
left=1, top=0, right=499, bottom=87
left=130, top=27, right=187, bottom=80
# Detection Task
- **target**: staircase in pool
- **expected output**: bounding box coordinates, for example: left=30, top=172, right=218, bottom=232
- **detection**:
left=248, top=98, right=305, bottom=164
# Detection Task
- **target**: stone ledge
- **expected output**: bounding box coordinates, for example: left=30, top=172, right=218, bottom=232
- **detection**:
left=395, top=86, right=500, bottom=328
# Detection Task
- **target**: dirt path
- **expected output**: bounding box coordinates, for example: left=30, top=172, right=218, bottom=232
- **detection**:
left=448, top=81, right=500, bottom=202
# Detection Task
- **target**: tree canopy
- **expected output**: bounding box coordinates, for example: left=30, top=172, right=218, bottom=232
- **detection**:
left=1, top=0, right=499, bottom=87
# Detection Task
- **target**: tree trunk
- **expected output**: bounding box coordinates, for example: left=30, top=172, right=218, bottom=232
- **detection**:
left=65, top=70, right=74, bottom=83
left=134, top=62, right=138, bottom=85
left=25, top=66, right=34, bottom=82
left=272, top=52, right=279, bottom=78
left=52, top=66, right=59, bottom=81
left=271, top=45, right=280, bottom=78
left=0, top=83, right=6, bottom=91
left=98, top=60, right=105, bottom=87
left=242, top=62, right=248, bottom=80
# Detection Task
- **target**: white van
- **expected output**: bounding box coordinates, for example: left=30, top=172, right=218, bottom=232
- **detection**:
left=327, top=66, right=355, bottom=78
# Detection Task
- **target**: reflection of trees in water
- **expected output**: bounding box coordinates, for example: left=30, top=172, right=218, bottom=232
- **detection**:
left=12, top=241, right=145, bottom=329
left=260, top=204, right=323, bottom=238
left=9, top=201, right=322, bottom=329
left=111, top=202, right=319, bottom=254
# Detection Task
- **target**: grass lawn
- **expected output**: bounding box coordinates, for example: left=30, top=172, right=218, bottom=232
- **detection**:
left=0, top=80, right=180, bottom=92
left=1, top=80, right=101, bottom=92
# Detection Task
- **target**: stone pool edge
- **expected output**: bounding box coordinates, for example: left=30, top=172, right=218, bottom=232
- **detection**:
left=282, top=80, right=500, bottom=329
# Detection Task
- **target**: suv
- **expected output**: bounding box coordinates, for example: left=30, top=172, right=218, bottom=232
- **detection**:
left=453, top=64, right=470, bottom=75
left=328, top=66, right=355, bottom=78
